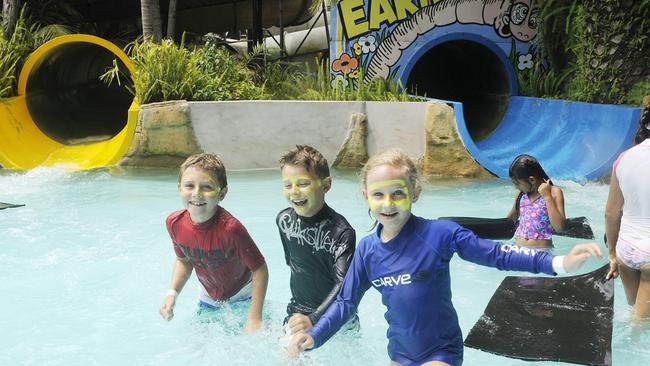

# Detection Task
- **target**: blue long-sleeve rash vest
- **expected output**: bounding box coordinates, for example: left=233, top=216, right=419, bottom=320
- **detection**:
left=307, top=214, right=555, bottom=363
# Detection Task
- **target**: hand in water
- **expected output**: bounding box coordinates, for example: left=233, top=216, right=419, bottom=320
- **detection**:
left=563, top=243, right=603, bottom=272
left=244, top=317, right=263, bottom=333
left=287, top=333, right=314, bottom=358
left=159, top=295, right=176, bottom=321
left=288, top=313, right=313, bottom=334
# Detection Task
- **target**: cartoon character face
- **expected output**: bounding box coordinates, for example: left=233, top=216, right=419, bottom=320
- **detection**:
left=496, top=0, right=540, bottom=42
left=509, top=0, right=539, bottom=41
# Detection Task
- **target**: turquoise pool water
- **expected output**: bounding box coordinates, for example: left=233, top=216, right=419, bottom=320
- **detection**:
left=1, top=167, right=648, bottom=365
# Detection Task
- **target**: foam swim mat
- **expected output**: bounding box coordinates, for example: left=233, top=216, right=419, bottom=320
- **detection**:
left=0, top=202, right=25, bottom=210
left=440, top=216, right=595, bottom=240
left=464, top=264, right=613, bottom=366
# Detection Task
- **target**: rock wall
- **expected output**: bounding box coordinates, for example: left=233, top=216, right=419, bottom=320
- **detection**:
left=420, top=102, right=492, bottom=178
left=123, top=99, right=492, bottom=178
left=119, top=100, right=201, bottom=167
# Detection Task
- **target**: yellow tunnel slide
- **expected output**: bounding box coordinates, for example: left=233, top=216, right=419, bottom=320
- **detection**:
left=0, top=34, right=138, bottom=170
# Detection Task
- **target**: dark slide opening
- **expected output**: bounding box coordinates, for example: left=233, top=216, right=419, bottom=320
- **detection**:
left=26, top=43, right=133, bottom=145
left=407, top=40, right=510, bottom=142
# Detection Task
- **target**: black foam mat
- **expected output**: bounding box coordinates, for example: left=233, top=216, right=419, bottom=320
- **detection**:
left=0, top=202, right=25, bottom=210
left=440, top=216, right=595, bottom=240
left=464, top=264, right=613, bottom=366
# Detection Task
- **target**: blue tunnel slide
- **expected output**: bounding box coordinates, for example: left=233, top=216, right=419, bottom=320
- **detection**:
left=452, top=96, right=642, bottom=181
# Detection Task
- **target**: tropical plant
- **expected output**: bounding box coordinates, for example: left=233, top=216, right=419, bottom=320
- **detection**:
left=516, top=63, right=571, bottom=99
left=259, top=57, right=416, bottom=101
left=103, top=38, right=200, bottom=103
left=626, top=76, right=650, bottom=105
left=0, top=5, right=55, bottom=98
left=192, top=38, right=266, bottom=101
left=539, top=0, right=650, bottom=104
left=101, top=36, right=266, bottom=104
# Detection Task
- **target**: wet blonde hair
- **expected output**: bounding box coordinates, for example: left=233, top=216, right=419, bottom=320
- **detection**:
left=360, top=148, right=420, bottom=194
left=178, top=153, right=227, bottom=188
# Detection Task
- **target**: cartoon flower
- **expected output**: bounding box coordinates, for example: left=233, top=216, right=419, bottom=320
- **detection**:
left=518, top=53, right=533, bottom=70
left=331, top=53, right=359, bottom=75
left=353, top=43, right=362, bottom=56
left=348, top=69, right=360, bottom=79
left=358, top=35, right=377, bottom=53
left=331, top=74, right=349, bottom=89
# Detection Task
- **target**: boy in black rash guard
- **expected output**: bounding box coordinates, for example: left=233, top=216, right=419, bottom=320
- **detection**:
left=276, top=145, right=358, bottom=343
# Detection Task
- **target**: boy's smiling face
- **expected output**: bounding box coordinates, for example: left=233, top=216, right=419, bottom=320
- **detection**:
left=281, top=164, right=330, bottom=217
left=179, top=166, right=226, bottom=223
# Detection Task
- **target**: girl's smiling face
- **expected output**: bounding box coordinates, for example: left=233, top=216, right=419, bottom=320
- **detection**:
left=364, top=164, right=419, bottom=241
left=179, top=166, right=225, bottom=223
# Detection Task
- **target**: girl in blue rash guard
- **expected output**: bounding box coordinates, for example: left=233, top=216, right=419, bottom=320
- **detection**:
left=287, top=149, right=603, bottom=366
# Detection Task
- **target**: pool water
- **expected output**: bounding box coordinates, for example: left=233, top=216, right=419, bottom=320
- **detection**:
left=1, top=167, right=648, bottom=365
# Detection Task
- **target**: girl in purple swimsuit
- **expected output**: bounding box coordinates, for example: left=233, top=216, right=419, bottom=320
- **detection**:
left=506, top=155, right=566, bottom=249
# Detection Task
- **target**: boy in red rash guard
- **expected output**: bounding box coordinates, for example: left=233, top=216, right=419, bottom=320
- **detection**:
left=159, top=153, right=268, bottom=333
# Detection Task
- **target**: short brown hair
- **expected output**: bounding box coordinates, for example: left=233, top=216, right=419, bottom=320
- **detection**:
left=178, top=153, right=227, bottom=188
left=279, top=145, right=330, bottom=179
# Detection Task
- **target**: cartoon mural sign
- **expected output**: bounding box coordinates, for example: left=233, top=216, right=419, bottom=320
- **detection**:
left=329, top=0, right=542, bottom=92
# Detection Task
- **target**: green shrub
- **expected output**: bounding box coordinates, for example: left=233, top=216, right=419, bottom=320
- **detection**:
left=102, top=37, right=417, bottom=103
left=0, top=47, right=19, bottom=98
left=539, top=0, right=650, bottom=104
left=516, top=61, right=571, bottom=99
left=0, top=6, right=54, bottom=98
left=259, top=57, right=417, bottom=102
left=626, top=76, right=650, bottom=105
left=102, top=37, right=266, bottom=104
left=127, top=38, right=204, bottom=103
left=192, top=40, right=266, bottom=101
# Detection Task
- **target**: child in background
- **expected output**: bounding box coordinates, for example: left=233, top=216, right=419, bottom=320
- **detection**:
left=277, top=145, right=358, bottom=343
left=159, top=153, right=268, bottom=333
left=507, top=154, right=566, bottom=249
left=288, top=148, right=602, bottom=366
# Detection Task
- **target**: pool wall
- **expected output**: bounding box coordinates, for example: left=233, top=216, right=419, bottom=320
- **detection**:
left=118, top=99, right=490, bottom=177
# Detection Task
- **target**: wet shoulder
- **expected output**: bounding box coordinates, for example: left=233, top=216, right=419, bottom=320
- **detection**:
left=276, top=207, right=294, bottom=225
left=356, top=231, right=378, bottom=255
left=166, top=209, right=187, bottom=228
left=415, top=216, right=459, bottom=237
left=326, top=205, right=354, bottom=231
left=414, top=216, right=461, bottom=252
left=219, top=207, right=247, bottom=232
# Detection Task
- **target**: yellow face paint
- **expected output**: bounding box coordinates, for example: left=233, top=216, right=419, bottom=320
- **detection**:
left=367, top=179, right=411, bottom=212
left=201, top=173, right=221, bottom=198
left=202, top=185, right=221, bottom=197
left=282, top=175, right=323, bottom=216
left=283, top=176, right=322, bottom=191
left=179, top=167, right=223, bottom=223
left=192, top=172, right=221, bottom=197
